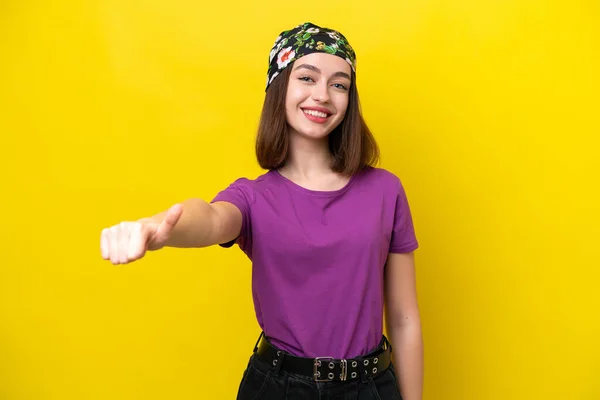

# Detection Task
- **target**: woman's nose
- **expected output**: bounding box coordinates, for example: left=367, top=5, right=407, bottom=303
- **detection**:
left=312, top=81, right=330, bottom=103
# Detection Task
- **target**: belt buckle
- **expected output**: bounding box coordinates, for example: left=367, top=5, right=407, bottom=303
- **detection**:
left=313, top=357, right=335, bottom=382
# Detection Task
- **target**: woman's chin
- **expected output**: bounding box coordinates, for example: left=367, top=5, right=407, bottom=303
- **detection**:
left=288, top=125, right=336, bottom=141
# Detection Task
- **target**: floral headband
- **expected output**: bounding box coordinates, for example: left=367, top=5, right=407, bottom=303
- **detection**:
left=266, top=22, right=357, bottom=91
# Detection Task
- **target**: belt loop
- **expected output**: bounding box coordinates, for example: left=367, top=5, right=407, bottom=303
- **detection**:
left=253, top=331, right=264, bottom=353
left=356, top=356, right=369, bottom=384
left=272, top=351, right=285, bottom=377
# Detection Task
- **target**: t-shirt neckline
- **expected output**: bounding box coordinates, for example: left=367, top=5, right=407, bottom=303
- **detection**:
left=271, top=169, right=358, bottom=197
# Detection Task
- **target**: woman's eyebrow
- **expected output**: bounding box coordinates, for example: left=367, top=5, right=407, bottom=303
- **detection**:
left=293, top=63, right=351, bottom=80
left=332, top=71, right=351, bottom=80
left=293, top=63, right=320, bottom=73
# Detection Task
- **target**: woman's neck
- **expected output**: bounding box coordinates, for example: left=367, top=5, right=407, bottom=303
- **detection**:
left=280, top=130, right=333, bottom=178
left=277, top=130, right=352, bottom=192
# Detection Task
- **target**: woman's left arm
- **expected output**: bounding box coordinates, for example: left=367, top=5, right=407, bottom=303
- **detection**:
left=384, top=251, right=424, bottom=400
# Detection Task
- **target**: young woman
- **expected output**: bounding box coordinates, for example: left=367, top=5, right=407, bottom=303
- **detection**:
left=101, top=22, right=423, bottom=400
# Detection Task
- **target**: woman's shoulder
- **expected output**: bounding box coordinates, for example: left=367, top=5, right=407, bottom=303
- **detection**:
left=357, top=166, right=403, bottom=188
left=221, top=170, right=278, bottom=190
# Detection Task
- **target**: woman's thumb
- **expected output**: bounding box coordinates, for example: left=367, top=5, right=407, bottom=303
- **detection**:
left=154, top=203, right=184, bottom=240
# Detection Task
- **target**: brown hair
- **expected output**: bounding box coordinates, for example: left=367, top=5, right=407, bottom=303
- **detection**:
left=255, top=64, right=379, bottom=176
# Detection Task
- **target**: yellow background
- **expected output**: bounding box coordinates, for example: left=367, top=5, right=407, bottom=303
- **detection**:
left=1, top=0, right=598, bottom=399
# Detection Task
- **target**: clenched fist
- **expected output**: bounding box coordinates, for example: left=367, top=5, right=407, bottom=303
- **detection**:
left=100, top=204, right=183, bottom=265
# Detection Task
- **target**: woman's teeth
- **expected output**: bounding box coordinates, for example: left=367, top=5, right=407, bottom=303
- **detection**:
left=303, top=109, right=329, bottom=118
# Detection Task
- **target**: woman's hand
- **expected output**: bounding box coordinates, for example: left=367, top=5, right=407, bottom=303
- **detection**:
left=100, top=204, right=183, bottom=265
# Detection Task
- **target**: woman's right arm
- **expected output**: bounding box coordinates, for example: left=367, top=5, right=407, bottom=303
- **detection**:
left=144, top=198, right=242, bottom=248
left=100, top=198, right=242, bottom=265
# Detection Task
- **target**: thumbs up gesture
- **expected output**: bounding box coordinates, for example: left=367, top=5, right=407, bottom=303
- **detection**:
left=100, top=204, right=183, bottom=265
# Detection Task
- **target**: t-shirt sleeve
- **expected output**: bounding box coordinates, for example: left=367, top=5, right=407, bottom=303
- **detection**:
left=389, top=177, right=419, bottom=253
left=210, top=178, right=253, bottom=255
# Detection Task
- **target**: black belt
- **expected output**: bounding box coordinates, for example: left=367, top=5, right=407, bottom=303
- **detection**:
left=254, top=332, right=392, bottom=382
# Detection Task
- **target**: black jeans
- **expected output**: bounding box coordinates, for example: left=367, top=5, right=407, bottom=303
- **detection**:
left=236, top=353, right=403, bottom=400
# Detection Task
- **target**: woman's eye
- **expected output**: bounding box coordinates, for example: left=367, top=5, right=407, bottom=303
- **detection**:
left=299, top=76, right=314, bottom=82
left=333, top=83, right=348, bottom=90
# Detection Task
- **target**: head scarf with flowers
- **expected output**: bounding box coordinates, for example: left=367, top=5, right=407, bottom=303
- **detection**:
left=265, top=22, right=357, bottom=91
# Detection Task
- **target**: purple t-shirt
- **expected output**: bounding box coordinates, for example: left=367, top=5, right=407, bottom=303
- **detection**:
left=211, top=167, right=418, bottom=359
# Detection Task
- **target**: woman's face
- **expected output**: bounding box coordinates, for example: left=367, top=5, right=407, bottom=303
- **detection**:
left=285, top=53, right=352, bottom=141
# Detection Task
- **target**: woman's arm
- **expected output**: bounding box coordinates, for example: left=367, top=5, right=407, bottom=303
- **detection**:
left=101, top=198, right=244, bottom=264
left=384, top=251, right=424, bottom=400
left=142, top=199, right=243, bottom=248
